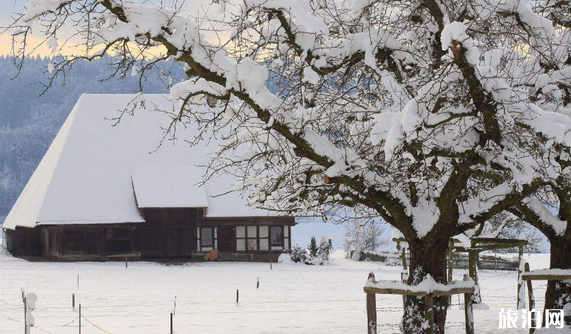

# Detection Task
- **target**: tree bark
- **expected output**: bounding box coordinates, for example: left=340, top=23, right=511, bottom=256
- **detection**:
left=545, top=236, right=571, bottom=325
left=402, top=237, right=450, bottom=334
left=544, top=193, right=571, bottom=325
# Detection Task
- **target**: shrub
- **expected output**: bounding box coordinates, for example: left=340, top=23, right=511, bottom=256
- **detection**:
left=286, top=236, right=333, bottom=265
left=289, top=246, right=308, bottom=263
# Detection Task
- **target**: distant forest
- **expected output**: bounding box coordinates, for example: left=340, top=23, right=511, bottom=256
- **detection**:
left=0, top=56, right=184, bottom=222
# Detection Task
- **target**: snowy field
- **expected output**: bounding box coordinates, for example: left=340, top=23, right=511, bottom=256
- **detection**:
left=0, top=248, right=567, bottom=334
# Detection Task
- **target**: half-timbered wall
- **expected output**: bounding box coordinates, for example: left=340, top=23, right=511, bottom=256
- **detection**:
left=196, top=216, right=294, bottom=253
left=234, top=225, right=291, bottom=252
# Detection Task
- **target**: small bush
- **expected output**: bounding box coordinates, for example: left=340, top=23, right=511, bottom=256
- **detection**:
left=285, top=236, right=333, bottom=265
left=289, top=246, right=308, bottom=263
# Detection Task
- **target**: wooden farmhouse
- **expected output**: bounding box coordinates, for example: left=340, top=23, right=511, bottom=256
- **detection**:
left=2, top=94, right=295, bottom=261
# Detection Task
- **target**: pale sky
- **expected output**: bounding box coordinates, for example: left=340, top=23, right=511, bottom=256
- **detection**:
left=0, top=1, right=22, bottom=55
left=0, top=0, right=219, bottom=56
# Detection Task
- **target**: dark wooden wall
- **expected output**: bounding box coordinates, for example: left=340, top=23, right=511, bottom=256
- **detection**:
left=138, top=208, right=200, bottom=258
left=4, top=227, right=42, bottom=256
left=41, top=224, right=139, bottom=259
left=5, top=211, right=295, bottom=260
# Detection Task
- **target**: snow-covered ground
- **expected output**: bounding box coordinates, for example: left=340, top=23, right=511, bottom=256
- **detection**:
left=0, top=248, right=566, bottom=334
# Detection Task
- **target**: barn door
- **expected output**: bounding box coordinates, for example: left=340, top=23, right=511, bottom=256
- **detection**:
left=217, top=227, right=235, bottom=252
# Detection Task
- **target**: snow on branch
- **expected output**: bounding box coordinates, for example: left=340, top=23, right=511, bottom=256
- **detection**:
left=521, top=197, right=567, bottom=236
left=459, top=183, right=515, bottom=224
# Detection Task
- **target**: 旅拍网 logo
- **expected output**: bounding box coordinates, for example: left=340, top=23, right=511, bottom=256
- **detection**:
left=499, top=308, right=565, bottom=329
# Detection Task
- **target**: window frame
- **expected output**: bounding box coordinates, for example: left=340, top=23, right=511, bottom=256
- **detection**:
left=200, top=227, right=214, bottom=248
left=269, top=226, right=284, bottom=247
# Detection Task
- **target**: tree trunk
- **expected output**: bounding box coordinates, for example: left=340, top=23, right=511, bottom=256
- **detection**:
left=545, top=236, right=571, bottom=325
left=402, top=237, right=450, bottom=334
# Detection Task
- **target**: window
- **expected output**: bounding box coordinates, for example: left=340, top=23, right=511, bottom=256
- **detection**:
left=270, top=226, right=283, bottom=246
left=236, top=226, right=246, bottom=251
left=247, top=239, right=257, bottom=251
left=201, top=227, right=214, bottom=247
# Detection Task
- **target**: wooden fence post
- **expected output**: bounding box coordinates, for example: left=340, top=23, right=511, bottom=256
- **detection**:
left=23, top=292, right=28, bottom=334
left=464, top=292, right=474, bottom=334
left=447, top=240, right=454, bottom=282
left=366, top=272, right=377, bottom=334
left=460, top=273, right=474, bottom=334
left=400, top=271, right=408, bottom=310
left=425, top=294, right=434, bottom=334
left=517, top=260, right=525, bottom=309
left=79, top=304, right=81, bottom=334
left=447, top=239, right=454, bottom=304
left=524, top=263, right=536, bottom=332
left=468, top=250, right=481, bottom=303
left=364, top=274, right=477, bottom=334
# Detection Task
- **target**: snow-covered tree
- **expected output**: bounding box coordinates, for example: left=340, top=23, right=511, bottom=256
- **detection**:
left=494, top=1, right=571, bottom=322
left=344, top=220, right=386, bottom=257
left=7, top=0, right=570, bottom=332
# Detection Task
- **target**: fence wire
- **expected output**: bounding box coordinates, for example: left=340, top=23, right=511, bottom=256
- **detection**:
left=0, top=274, right=551, bottom=334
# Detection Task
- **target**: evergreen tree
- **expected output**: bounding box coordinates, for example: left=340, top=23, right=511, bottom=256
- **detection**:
left=307, top=237, right=318, bottom=258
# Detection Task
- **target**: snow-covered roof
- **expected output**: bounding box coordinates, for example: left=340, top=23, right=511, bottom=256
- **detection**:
left=3, top=94, right=272, bottom=230
left=131, top=165, right=208, bottom=209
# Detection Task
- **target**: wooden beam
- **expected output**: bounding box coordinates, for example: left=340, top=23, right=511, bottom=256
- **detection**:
left=521, top=273, right=571, bottom=280
left=431, top=287, right=476, bottom=296
left=471, top=237, right=527, bottom=246
left=470, top=244, right=521, bottom=251
left=363, top=286, right=427, bottom=296
left=363, top=286, right=474, bottom=297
